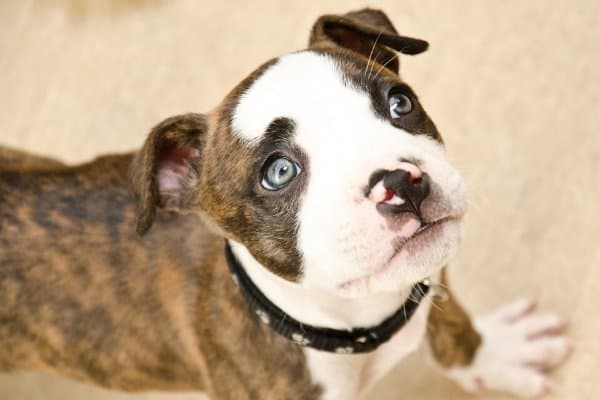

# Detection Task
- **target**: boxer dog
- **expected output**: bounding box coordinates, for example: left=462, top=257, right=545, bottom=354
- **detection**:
left=0, top=9, right=571, bottom=399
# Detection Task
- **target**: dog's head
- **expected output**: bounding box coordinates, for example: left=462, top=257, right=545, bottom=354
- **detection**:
left=131, top=9, right=467, bottom=299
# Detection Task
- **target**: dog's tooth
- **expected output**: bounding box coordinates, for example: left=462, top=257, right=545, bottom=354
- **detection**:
left=385, top=195, right=405, bottom=206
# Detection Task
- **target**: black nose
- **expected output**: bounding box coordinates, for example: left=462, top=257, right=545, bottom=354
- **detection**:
left=377, top=169, right=430, bottom=216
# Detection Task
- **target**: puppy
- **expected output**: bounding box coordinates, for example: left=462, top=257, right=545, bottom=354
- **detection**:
left=0, top=9, right=570, bottom=400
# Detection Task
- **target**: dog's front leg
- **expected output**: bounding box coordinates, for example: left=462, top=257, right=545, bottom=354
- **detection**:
left=427, top=270, right=572, bottom=398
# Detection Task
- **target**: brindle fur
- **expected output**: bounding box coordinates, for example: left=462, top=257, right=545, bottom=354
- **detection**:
left=0, top=146, right=65, bottom=171
left=0, top=147, right=320, bottom=399
left=0, top=8, right=480, bottom=399
left=426, top=270, right=482, bottom=367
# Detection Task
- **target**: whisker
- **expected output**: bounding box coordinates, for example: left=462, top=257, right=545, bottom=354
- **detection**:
left=430, top=298, right=444, bottom=312
left=435, top=280, right=450, bottom=290
left=365, top=32, right=383, bottom=79
left=367, top=50, right=382, bottom=80
left=373, top=53, right=399, bottom=79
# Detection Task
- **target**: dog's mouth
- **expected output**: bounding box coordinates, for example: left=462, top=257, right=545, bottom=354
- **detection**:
left=390, top=217, right=449, bottom=254
left=338, top=216, right=457, bottom=292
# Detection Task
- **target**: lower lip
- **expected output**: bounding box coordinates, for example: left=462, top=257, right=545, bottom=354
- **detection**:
left=339, top=218, right=452, bottom=290
left=395, top=218, right=449, bottom=256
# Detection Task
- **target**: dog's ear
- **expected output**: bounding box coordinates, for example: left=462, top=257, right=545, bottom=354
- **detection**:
left=130, top=113, right=207, bottom=235
left=309, top=8, right=428, bottom=74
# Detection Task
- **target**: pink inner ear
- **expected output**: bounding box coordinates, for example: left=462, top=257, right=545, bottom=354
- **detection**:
left=156, top=143, right=200, bottom=194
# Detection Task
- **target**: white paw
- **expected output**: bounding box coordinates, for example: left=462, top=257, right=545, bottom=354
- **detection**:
left=447, top=299, right=573, bottom=398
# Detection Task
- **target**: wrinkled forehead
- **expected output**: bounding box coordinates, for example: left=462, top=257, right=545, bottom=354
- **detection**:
left=231, top=51, right=377, bottom=142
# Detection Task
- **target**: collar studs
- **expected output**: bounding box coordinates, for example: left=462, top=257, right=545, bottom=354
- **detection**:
left=291, top=333, right=311, bottom=346
left=225, top=241, right=429, bottom=354
left=335, top=347, right=355, bottom=354
left=255, top=309, right=270, bottom=325
left=356, top=336, right=368, bottom=343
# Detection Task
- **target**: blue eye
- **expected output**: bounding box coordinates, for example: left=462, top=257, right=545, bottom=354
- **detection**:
left=389, top=93, right=413, bottom=118
left=261, top=156, right=300, bottom=190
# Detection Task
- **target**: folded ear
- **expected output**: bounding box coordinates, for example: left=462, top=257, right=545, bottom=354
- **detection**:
left=129, top=113, right=207, bottom=235
left=309, top=8, right=428, bottom=74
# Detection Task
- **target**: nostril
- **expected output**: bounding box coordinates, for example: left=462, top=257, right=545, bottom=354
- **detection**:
left=382, top=189, right=394, bottom=202
left=397, top=161, right=423, bottom=182
left=367, top=169, right=388, bottom=192
left=375, top=169, right=430, bottom=217
left=408, top=175, right=422, bottom=184
left=365, top=163, right=429, bottom=215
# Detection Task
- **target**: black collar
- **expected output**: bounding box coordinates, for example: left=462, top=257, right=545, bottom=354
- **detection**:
left=224, top=241, right=430, bottom=354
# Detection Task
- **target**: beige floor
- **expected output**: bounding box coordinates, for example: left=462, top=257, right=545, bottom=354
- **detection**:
left=1, top=0, right=599, bottom=399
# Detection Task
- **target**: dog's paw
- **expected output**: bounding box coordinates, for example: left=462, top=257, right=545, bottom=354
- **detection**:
left=446, top=299, right=573, bottom=398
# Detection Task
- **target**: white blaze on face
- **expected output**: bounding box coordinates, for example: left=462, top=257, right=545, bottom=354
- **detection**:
left=233, top=51, right=466, bottom=298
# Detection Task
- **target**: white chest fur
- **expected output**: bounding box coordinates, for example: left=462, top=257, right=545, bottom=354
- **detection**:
left=228, top=242, right=435, bottom=400
left=304, top=298, right=432, bottom=400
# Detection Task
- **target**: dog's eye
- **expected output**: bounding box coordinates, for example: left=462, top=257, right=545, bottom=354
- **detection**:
left=389, top=93, right=412, bottom=118
left=261, top=156, right=300, bottom=191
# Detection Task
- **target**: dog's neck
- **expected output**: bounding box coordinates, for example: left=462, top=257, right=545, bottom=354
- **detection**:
left=228, top=240, right=416, bottom=330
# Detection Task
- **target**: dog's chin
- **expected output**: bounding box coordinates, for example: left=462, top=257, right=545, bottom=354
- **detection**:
left=336, top=217, right=463, bottom=298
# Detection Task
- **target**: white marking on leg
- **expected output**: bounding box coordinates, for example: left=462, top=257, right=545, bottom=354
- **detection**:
left=444, top=299, right=572, bottom=399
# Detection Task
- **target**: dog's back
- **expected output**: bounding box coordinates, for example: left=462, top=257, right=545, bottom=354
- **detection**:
left=0, top=146, right=65, bottom=171
left=0, top=148, right=218, bottom=390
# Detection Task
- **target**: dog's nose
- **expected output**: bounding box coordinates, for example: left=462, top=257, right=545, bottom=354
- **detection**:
left=367, top=161, right=430, bottom=217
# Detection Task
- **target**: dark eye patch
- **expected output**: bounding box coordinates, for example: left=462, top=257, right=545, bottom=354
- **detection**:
left=368, top=79, right=442, bottom=142
left=253, top=118, right=307, bottom=194
left=222, top=116, right=309, bottom=281
left=318, top=48, right=443, bottom=142
left=263, top=117, right=297, bottom=144
left=369, top=82, right=414, bottom=119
